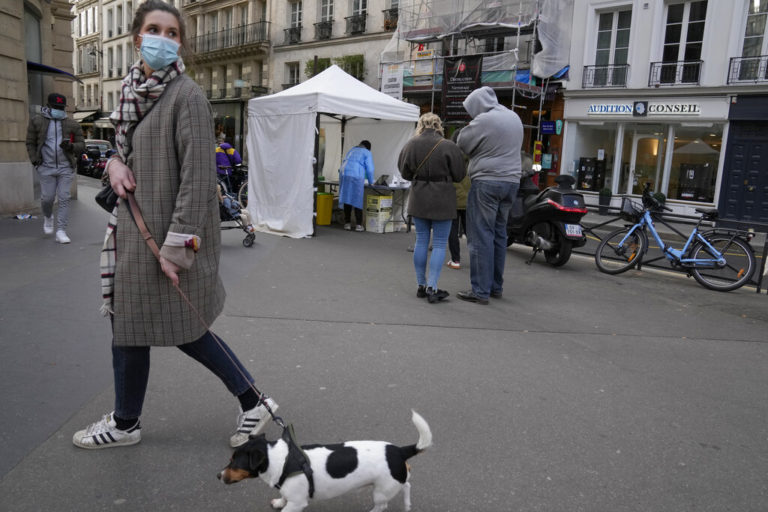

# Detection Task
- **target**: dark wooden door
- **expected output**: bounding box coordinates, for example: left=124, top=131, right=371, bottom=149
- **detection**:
left=719, top=121, right=768, bottom=229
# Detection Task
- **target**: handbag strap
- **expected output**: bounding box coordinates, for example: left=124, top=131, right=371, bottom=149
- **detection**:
left=126, top=193, right=161, bottom=260
left=414, top=138, right=445, bottom=177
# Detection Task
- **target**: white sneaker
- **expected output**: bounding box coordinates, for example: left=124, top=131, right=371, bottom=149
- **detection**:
left=230, top=397, right=278, bottom=448
left=72, top=412, right=141, bottom=450
left=43, top=216, right=54, bottom=235
left=344, top=223, right=352, bottom=231
left=55, top=230, right=71, bottom=244
left=355, top=225, right=364, bottom=232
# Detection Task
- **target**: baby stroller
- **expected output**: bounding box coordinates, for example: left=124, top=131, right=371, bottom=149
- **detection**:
left=218, top=178, right=256, bottom=247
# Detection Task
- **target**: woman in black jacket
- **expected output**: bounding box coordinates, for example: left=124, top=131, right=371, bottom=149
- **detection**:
left=398, top=113, right=466, bottom=303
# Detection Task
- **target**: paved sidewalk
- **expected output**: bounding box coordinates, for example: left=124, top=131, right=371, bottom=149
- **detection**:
left=1, top=177, right=767, bottom=511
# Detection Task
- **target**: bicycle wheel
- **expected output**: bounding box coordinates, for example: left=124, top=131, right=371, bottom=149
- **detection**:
left=690, top=235, right=755, bottom=291
left=594, top=227, right=645, bottom=274
left=238, top=180, right=248, bottom=209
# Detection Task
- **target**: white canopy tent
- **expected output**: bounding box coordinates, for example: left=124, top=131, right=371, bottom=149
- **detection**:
left=246, top=65, right=420, bottom=238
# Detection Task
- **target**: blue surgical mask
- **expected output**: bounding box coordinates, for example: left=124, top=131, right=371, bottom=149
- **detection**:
left=140, top=33, right=180, bottom=70
left=49, top=108, right=67, bottom=120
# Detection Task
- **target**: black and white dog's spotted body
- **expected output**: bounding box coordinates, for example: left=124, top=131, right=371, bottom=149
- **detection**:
left=218, top=410, right=432, bottom=512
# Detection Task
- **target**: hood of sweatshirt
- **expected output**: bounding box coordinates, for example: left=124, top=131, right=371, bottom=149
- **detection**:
left=463, top=86, right=499, bottom=119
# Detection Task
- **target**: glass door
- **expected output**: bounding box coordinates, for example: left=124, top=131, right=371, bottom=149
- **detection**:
left=627, top=131, right=665, bottom=195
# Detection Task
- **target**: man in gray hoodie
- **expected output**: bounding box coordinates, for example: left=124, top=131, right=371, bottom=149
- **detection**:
left=26, top=93, right=85, bottom=244
left=455, top=86, right=523, bottom=304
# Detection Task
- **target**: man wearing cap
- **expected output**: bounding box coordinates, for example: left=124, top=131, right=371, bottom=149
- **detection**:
left=26, top=93, right=85, bottom=243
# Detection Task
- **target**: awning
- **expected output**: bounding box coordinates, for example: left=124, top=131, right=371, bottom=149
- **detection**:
left=73, top=110, right=99, bottom=122
left=94, top=117, right=114, bottom=129
left=26, top=61, right=83, bottom=83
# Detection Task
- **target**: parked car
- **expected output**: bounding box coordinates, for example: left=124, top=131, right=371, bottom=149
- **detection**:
left=81, top=139, right=113, bottom=179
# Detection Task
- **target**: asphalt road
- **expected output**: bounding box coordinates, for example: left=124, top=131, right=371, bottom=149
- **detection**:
left=1, top=177, right=766, bottom=511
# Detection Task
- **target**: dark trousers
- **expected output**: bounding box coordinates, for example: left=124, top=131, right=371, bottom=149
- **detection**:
left=112, top=331, right=254, bottom=420
left=448, top=209, right=467, bottom=262
left=343, top=204, right=363, bottom=225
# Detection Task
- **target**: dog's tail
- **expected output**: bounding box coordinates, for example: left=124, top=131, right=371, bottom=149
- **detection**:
left=400, top=410, right=433, bottom=460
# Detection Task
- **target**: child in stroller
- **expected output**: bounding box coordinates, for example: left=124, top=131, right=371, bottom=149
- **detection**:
left=217, top=181, right=256, bottom=247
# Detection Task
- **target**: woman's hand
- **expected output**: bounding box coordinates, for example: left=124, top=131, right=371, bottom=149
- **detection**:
left=107, top=158, right=136, bottom=198
left=159, top=256, right=181, bottom=287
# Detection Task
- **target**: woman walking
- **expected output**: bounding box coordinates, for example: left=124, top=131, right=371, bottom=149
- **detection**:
left=398, top=113, right=466, bottom=303
left=73, top=0, right=277, bottom=450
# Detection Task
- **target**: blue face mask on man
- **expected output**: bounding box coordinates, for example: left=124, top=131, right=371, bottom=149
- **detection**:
left=48, top=108, right=67, bottom=120
left=140, top=33, right=180, bottom=70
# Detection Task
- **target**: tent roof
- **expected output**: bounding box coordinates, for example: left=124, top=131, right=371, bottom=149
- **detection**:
left=248, top=65, right=419, bottom=121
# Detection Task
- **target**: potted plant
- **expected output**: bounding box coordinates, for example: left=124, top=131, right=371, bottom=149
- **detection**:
left=652, top=191, right=667, bottom=210
left=598, top=187, right=612, bottom=215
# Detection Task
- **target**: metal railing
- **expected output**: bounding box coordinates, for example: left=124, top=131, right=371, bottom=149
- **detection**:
left=649, top=60, right=702, bottom=86
left=383, top=8, right=398, bottom=31
left=314, top=21, right=332, bottom=40
left=727, top=55, right=768, bottom=84
left=190, top=21, right=270, bottom=54
left=345, top=13, right=367, bottom=34
left=284, top=26, right=302, bottom=44
left=582, top=64, right=629, bottom=88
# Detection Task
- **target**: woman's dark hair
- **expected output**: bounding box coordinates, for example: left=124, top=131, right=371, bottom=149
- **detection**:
left=360, top=140, right=371, bottom=150
left=131, top=0, right=189, bottom=55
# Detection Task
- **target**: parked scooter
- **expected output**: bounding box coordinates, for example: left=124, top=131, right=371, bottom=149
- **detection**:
left=507, top=172, right=588, bottom=266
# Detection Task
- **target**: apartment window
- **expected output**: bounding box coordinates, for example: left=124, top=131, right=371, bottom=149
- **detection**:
left=353, top=0, right=367, bottom=15
left=108, top=47, right=114, bottom=77
left=107, top=9, right=113, bottom=37
left=116, top=44, right=123, bottom=75
left=208, top=12, right=218, bottom=33
left=126, top=3, right=132, bottom=29
left=738, top=0, right=768, bottom=79
left=117, top=5, right=123, bottom=34
left=108, top=92, right=114, bottom=112
left=287, top=62, right=300, bottom=86
left=240, top=4, right=248, bottom=25
left=290, top=1, right=303, bottom=27
left=660, top=1, right=707, bottom=83
left=225, top=8, right=233, bottom=29
left=593, top=9, right=631, bottom=86
left=321, top=0, right=333, bottom=22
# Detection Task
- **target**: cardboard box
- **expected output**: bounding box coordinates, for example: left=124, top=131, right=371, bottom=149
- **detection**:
left=366, top=211, right=395, bottom=233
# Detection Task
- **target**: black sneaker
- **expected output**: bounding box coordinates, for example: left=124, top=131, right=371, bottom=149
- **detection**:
left=417, top=285, right=427, bottom=298
left=457, top=290, right=489, bottom=305
left=427, top=288, right=449, bottom=303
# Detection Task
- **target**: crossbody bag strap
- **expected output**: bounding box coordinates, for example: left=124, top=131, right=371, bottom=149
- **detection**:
left=414, top=138, right=445, bottom=177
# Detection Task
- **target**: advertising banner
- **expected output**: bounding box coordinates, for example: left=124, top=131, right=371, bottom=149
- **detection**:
left=381, top=64, right=403, bottom=100
left=442, top=55, right=483, bottom=122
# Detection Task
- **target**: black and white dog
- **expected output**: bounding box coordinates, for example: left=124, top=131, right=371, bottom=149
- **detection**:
left=218, top=410, right=432, bottom=512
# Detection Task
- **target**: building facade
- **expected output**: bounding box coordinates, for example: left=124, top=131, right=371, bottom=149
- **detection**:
left=564, top=0, right=768, bottom=226
left=1, top=0, right=77, bottom=214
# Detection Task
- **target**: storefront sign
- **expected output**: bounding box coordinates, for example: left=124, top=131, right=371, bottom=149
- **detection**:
left=541, top=121, right=555, bottom=134
left=587, top=102, right=701, bottom=116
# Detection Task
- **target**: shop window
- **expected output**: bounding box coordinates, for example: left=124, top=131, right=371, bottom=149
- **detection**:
left=573, top=123, right=617, bottom=191
left=667, top=125, right=722, bottom=202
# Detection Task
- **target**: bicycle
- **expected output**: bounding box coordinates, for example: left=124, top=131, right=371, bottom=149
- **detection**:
left=594, top=184, right=756, bottom=292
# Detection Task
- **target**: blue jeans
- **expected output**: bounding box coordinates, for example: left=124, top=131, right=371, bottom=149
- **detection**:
left=466, top=180, right=519, bottom=299
left=413, top=217, right=452, bottom=290
left=113, top=331, right=255, bottom=420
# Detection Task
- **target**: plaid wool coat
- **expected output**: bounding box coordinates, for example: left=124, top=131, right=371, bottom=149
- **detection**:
left=112, top=74, right=225, bottom=346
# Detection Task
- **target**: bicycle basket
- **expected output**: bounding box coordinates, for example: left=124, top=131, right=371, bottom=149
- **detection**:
left=619, top=197, right=643, bottom=222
